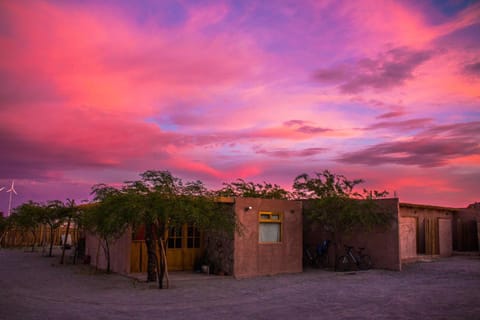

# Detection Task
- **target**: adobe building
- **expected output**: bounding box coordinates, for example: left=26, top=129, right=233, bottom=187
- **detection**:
left=85, top=197, right=303, bottom=279
left=304, top=199, right=480, bottom=271
left=399, top=203, right=456, bottom=261
left=85, top=197, right=479, bottom=278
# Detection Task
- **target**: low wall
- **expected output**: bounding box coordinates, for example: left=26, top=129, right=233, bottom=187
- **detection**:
left=233, top=198, right=303, bottom=279
left=304, top=198, right=401, bottom=271
left=85, top=229, right=131, bottom=274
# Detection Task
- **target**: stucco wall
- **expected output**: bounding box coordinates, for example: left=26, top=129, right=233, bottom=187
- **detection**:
left=233, top=198, right=303, bottom=279
left=85, top=229, right=131, bottom=274
left=304, top=198, right=401, bottom=271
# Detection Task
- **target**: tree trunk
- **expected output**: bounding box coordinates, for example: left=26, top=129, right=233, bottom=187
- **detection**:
left=48, top=226, right=54, bottom=257
left=105, top=240, right=111, bottom=273
left=154, top=222, right=168, bottom=289
left=156, top=237, right=167, bottom=289
left=60, top=217, right=72, bottom=264
left=145, top=223, right=157, bottom=282
left=158, top=238, right=169, bottom=289
left=30, top=229, right=36, bottom=252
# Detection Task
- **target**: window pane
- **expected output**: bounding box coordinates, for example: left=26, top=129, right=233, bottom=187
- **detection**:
left=259, top=223, right=281, bottom=243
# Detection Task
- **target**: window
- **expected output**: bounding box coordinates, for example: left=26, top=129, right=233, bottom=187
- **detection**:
left=259, top=211, right=282, bottom=243
left=167, top=227, right=182, bottom=249
left=187, top=226, right=201, bottom=248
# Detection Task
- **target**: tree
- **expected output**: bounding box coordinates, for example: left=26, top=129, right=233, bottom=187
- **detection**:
left=293, top=170, right=391, bottom=262
left=134, top=170, right=236, bottom=289
left=10, top=201, right=43, bottom=251
left=0, top=214, right=7, bottom=247
left=86, top=185, right=134, bottom=273
left=217, top=179, right=291, bottom=199
left=60, top=199, right=79, bottom=265
left=90, top=170, right=236, bottom=289
left=40, top=200, right=69, bottom=257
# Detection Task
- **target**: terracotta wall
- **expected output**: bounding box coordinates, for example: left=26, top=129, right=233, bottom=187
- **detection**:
left=85, top=229, right=131, bottom=274
left=233, top=198, right=303, bottom=279
left=304, top=198, right=401, bottom=271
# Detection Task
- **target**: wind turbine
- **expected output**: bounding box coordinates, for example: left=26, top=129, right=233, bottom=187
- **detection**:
left=6, top=180, right=17, bottom=217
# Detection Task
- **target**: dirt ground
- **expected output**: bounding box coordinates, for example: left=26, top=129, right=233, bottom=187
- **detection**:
left=1, top=248, right=479, bottom=320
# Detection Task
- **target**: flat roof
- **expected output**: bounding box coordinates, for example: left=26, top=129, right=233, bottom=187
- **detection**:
left=399, top=202, right=459, bottom=212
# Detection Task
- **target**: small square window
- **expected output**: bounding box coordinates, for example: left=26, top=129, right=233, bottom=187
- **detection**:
left=258, top=211, right=282, bottom=243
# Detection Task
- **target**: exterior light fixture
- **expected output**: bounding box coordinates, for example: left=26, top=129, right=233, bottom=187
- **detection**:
left=245, top=206, right=253, bottom=211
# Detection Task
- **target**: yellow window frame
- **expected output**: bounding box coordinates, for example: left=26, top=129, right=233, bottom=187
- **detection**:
left=258, top=211, right=283, bottom=243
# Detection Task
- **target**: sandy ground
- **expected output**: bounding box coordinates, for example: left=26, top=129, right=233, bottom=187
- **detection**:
left=1, top=248, right=479, bottom=320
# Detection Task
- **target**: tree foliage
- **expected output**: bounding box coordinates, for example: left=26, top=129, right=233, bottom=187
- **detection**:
left=40, top=200, right=70, bottom=257
left=85, top=185, right=134, bottom=273
left=88, top=170, right=236, bottom=287
left=217, top=179, right=291, bottom=200
left=10, top=201, right=43, bottom=251
left=293, top=170, right=392, bottom=259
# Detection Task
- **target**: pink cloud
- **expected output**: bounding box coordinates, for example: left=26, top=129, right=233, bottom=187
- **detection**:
left=0, top=1, right=479, bottom=210
left=0, top=1, right=263, bottom=114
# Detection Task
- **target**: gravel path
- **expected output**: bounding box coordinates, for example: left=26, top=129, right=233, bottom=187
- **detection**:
left=1, top=248, right=479, bottom=319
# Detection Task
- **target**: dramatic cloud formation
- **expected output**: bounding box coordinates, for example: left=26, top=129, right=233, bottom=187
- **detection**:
left=314, top=47, right=433, bottom=93
left=0, top=0, right=479, bottom=209
left=340, top=121, right=480, bottom=167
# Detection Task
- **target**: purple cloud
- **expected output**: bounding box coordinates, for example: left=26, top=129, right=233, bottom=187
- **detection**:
left=255, top=147, right=326, bottom=158
left=463, top=61, right=480, bottom=76
left=376, top=111, right=406, bottom=119
left=339, top=121, right=480, bottom=167
left=314, top=47, right=433, bottom=93
left=283, top=120, right=308, bottom=127
left=283, top=120, right=332, bottom=134
left=366, top=118, right=433, bottom=131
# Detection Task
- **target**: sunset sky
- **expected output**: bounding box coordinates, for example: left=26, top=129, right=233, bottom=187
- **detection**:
left=1, top=0, right=479, bottom=212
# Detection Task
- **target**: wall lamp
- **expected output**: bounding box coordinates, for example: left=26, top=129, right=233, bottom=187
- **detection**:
left=244, top=206, right=253, bottom=211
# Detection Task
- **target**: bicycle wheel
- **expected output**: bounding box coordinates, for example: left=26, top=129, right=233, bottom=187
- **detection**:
left=317, top=254, right=329, bottom=269
left=336, top=255, right=351, bottom=272
left=359, top=254, right=372, bottom=270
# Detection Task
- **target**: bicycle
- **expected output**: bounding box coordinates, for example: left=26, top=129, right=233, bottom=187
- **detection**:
left=336, top=245, right=372, bottom=271
left=303, top=240, right=330, bottom=268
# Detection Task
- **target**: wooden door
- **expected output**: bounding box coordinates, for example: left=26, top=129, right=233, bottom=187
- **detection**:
left=130, top=225, right=204, bottom=273
left=166, top=225, right=203, bottom=271
left=424, top=218, right=439, bottom=255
